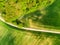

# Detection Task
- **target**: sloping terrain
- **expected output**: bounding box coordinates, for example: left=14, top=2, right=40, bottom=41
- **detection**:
left=0, top=0, right=60, bottom=45
left=0, top=21, right=60, bottom=45
left=0, top=0, right=55, bottom=28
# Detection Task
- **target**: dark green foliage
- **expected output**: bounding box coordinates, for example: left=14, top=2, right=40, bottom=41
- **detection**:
left=41, top=0, right=60, bottom=27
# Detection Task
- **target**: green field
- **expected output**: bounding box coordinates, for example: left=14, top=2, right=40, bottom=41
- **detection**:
left=0, top=0, right=60, bottom=30
left=0, top=0, right=55, bottom=29
left=0, top=21, right=60, bottom=45
left=0, top=0, right=60, bottom=45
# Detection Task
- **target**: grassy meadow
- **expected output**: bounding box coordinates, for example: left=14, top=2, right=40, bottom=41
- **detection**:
left=0, top=21, right=60, bottom=45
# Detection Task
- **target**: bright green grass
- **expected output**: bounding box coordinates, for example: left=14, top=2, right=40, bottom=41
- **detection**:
left=0, top=0, right=54, bottom=25
left=0, top=0, right=60, bottom=45
left=0, top=0, right=60, bottom=32
left=0, top=20, right=60, bottom=45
